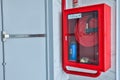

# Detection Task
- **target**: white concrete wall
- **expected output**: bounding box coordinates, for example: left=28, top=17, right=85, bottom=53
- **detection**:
left=53, top=0, right=116, bottom=80
left=53, top=0, right=68, bottom=80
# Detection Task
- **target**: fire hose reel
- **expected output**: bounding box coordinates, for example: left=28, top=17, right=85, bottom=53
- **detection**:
left=62, top=1, right=111, bottom=77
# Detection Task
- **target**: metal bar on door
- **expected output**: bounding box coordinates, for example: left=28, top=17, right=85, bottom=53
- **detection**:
left=1, top=31, right=46, bottom=41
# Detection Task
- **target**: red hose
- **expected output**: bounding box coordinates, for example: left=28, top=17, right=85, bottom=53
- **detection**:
left=74, top=15, right=98, bottom=47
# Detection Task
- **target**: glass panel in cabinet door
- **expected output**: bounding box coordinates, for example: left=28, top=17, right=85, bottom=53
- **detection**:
left=68, top=11, right=99, bottom=65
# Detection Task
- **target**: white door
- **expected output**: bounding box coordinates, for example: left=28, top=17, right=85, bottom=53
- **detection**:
left=0, top=0, right=47, bottom=80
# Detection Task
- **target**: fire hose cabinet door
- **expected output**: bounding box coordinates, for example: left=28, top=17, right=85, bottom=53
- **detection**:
left=62, top=4, right=111, bottom=77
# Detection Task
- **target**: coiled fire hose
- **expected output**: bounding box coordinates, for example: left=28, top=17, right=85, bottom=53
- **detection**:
left=74, top=15, right=98, bottom=47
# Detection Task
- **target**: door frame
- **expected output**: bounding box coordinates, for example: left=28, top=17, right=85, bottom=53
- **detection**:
left=45, top=0, right=54, bottom=80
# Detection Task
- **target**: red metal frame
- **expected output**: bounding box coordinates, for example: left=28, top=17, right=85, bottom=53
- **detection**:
left=62, top=0, right=111, bottom=78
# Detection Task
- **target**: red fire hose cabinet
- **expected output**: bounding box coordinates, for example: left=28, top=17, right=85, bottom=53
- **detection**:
left=62, top=3, right=111, bottom=77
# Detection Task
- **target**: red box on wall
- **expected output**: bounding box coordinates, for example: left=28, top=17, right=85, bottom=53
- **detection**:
left=62, top=3, right=111, bottom=77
